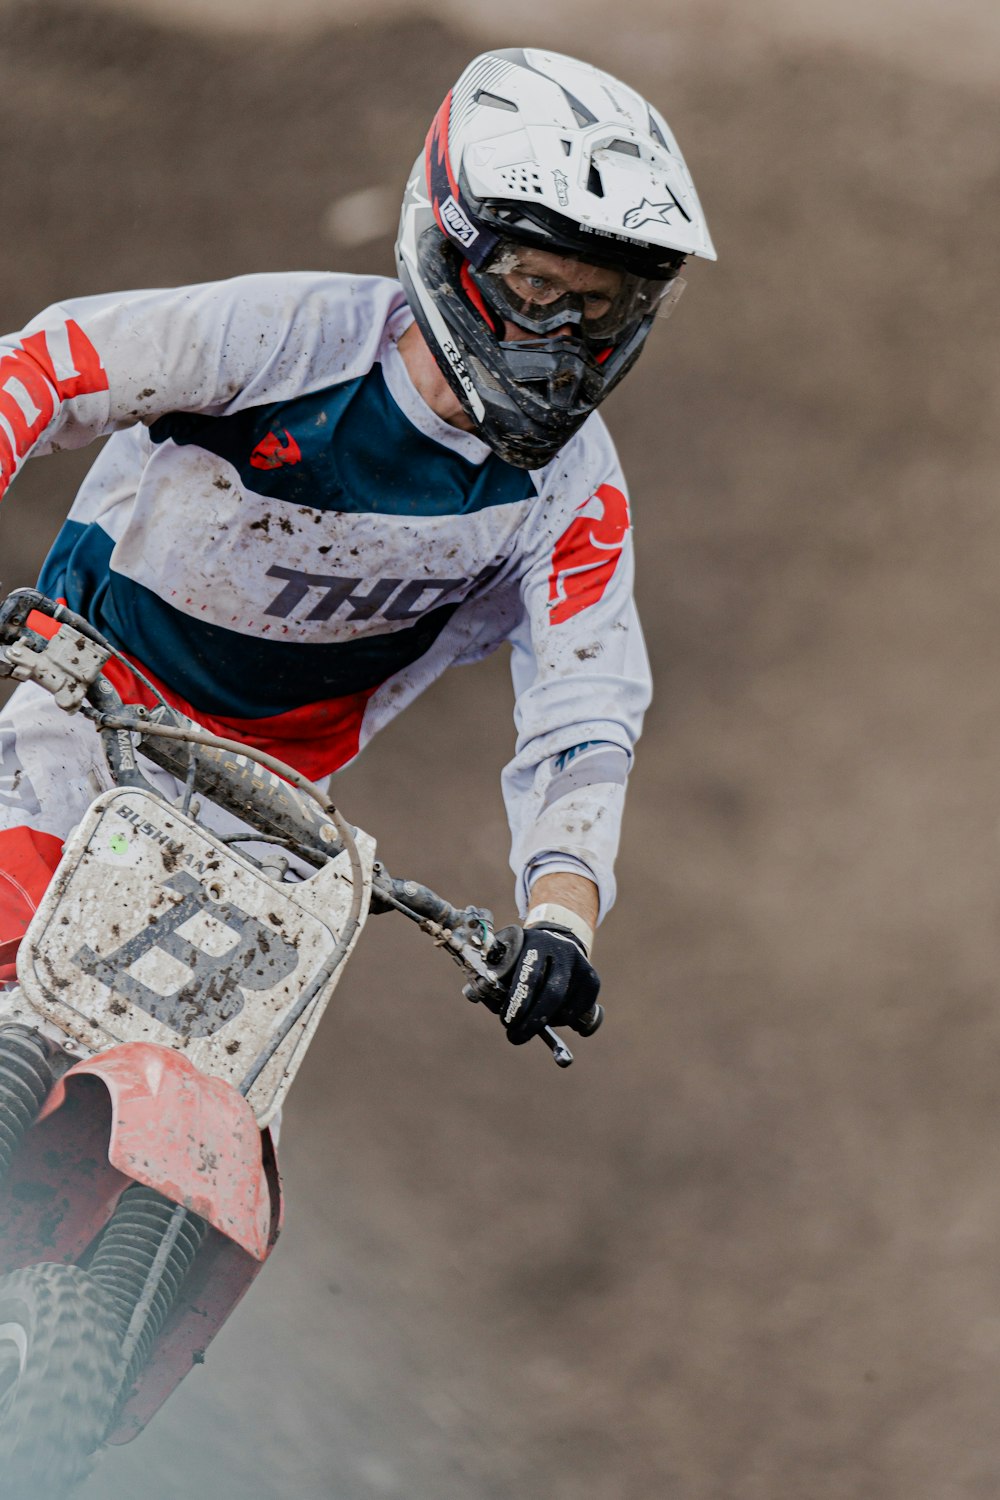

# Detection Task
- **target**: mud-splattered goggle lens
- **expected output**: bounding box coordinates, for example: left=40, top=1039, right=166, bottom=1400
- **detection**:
left=473, top=242, right=684, bottom=341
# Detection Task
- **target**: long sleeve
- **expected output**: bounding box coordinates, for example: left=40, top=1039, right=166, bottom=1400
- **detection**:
left=502, top=453, right=652, bottom=920
left=0, top=272, right=393, bottom=502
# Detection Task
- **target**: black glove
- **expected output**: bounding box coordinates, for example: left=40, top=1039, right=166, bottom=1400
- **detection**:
left=485, top=922, right=601, bottom=1046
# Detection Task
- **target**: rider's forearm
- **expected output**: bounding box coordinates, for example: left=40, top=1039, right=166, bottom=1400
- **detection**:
left=526, top=870, right=599, bottom=948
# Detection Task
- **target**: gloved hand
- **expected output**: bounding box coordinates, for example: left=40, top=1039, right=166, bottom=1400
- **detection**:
left=484, top=921, right=601, bottom=1046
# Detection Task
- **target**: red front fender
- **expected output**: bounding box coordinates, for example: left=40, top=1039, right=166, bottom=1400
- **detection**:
left=39, top=1043, right=276, bottom=1260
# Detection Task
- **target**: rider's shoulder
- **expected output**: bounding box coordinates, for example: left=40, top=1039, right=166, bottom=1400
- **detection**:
left=155, top=271, right=407, bottom=386
left=530, top=411, right=626, bottom=512
left=186, top=269, right=405, bottom=332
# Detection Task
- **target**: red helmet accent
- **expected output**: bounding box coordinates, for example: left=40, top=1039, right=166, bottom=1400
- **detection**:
left=459, top=262, right=501, bottom=334
left=424, top=91, right=459, bottom=234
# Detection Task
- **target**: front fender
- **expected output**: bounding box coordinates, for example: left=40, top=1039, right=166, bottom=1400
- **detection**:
left=40, top=1042, right=274, bottom=1260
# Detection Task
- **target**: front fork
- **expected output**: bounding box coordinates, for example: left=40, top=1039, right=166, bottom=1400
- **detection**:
left=88, top=1184, right=209, bottom=1411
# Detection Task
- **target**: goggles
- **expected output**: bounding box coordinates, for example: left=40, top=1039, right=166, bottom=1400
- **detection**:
left=471, top=240, right=685, bottom=343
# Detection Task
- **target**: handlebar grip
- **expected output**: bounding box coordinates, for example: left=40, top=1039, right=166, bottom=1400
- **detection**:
left=569, top=1002, right=604, bottom=1038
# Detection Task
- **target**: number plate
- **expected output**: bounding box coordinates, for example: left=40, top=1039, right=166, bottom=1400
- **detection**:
left=15, top=789, right=373, bottom=1124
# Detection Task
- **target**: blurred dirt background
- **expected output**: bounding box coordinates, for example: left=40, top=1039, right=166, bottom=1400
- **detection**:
left=1, top=0, right=999, bottom=1495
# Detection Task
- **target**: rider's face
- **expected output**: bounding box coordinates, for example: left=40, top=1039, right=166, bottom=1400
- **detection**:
left=494, top=248, right=625, bottom=342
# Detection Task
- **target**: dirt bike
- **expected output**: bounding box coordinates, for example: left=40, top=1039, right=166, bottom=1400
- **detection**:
left=0, top=586, right=601, bottom=1498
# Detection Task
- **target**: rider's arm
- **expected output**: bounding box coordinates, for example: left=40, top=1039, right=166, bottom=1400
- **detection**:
left=502, top=442, right=652, bottom=929
left=0, top=272, right=391, bottom=503
left=528, top=870, right=599, bottom=934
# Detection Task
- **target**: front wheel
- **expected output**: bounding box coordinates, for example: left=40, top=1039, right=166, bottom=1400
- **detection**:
left=0, top=1262, right=122, bottom=1499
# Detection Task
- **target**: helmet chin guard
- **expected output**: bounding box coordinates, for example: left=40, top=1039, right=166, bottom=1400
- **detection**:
left=395, top=47, right=715, bottom=469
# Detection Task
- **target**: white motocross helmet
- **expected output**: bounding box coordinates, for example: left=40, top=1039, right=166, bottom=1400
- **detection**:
left=396, top=48, right=716, bottom=469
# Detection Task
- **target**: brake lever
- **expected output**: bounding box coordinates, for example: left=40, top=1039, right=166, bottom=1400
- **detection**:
left=540, top=1026, right=574, bottom=1068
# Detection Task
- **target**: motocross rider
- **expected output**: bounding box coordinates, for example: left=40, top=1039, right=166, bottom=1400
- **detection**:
left=0, top=48, right=715, bottom=1045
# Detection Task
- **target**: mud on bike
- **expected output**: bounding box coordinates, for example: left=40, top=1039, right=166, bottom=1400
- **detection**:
left=0, top=587, right=601, bottom=1498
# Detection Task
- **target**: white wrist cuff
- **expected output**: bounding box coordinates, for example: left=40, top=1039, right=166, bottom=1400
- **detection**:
left=525, top=903, right=594, bottom=958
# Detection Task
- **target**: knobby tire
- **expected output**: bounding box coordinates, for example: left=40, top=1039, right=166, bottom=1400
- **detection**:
left=0, top=1262, right=121, bottom=1499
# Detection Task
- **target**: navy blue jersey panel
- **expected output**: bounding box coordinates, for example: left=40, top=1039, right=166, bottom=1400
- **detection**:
left=37, top=519, right=462, bottom=716
left=149, top=365, right=536, bottom=516
left=38, top=519, right=112, bottom=622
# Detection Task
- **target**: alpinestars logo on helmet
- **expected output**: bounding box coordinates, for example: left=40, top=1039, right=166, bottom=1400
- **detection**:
left=623, top=193, right=687, bottom=230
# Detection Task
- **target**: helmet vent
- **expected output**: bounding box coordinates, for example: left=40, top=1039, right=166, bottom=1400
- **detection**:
left=561, top=139, right=572, bottom=156
left=559, top=85, right=598, bottom=129
left=607, top=139, right=641, bottom=157
left=647, top=111, right=668, bottom=148
left=587, top=163, right=605, bottom=198
left=475, top=89, right=519, bottom=112
left=499, top=163, right=545, bottom=196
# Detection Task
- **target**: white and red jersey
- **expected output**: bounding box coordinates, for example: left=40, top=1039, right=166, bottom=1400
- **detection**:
left=0, top=273, right=651, bottom=916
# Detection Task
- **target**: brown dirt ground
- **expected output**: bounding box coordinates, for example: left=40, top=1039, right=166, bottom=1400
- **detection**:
left=1, top=3, right=1000, bottom=1495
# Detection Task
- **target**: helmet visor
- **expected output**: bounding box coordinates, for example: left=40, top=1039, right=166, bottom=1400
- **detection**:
left=472, top=240, right=684, bottom=343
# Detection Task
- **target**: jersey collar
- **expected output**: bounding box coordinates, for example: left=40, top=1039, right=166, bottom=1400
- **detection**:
left=380, top=306, right=494, bottom=466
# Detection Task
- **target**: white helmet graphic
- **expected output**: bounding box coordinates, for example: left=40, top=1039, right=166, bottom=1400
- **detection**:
left=396, top=47, right=715, bottom=468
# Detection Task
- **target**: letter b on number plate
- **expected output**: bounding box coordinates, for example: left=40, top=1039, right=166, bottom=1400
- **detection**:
left=74, top=870, right=300, bottom=1038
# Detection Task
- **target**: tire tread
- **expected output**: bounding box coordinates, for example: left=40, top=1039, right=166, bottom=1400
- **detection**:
left=0, top=1262, right=121, bottom=1499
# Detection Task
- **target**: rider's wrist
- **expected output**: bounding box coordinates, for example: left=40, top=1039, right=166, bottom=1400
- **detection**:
left=525, top=902, right=594, bottom=958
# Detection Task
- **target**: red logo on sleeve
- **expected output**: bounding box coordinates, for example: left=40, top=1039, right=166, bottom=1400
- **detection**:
left=0, top=321, right=108, bottom=499
left=250, top=428, right=302, bottom=470
left=547, top=483, right=630, bottom=625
